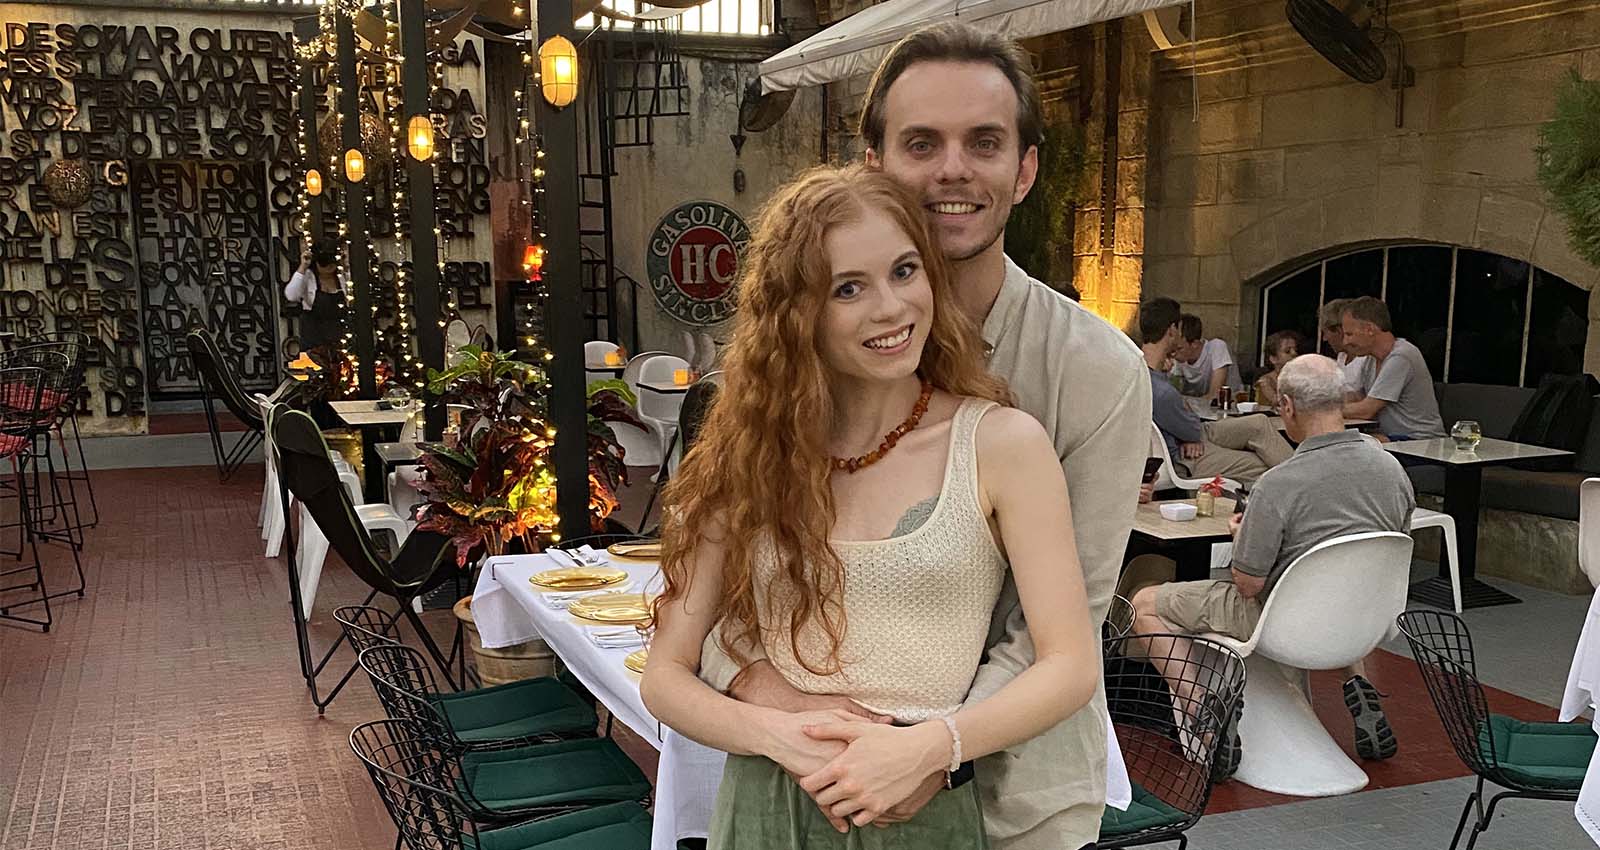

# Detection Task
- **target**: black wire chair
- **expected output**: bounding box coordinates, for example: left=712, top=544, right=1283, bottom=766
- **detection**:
left=272, top=404, right=462, bottom=712
left=1397, top=610, right=1596, bottom=850
left=1100, top=633, right=1247, bottom=850
left=0, top=367, right=57, bottom=632
left=188, top=327, right=265, bottom=482
left=357, top=644, right=651, bottom=823
left=0, top=344, right=89, bottom=554
left=349, top=623, right=597, bottom=752
left=23, top=331, right=98, bottom=530
left=349, top=720, right=653, bottom=850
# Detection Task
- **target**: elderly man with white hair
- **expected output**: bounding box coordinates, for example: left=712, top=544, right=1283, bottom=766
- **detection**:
left=1129, top=354, right=1416, bottom=777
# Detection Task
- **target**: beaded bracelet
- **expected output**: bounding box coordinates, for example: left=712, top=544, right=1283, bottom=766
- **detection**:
left=941, top=715, right=962, bottom=774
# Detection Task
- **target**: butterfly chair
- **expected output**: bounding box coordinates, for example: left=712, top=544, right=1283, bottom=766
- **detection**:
left=350, top=720, right=653, bottom=850
left=0, top=367, right=59, bottom=632
left=339, top=608, right=599, bottom=751
left=1397, top=610, right=1596, bottom=850
left=638, top=377, right=718, bottom=532
left=188, top=328, right=265, bottom=482
left=358, top=644, right=650, bottom=822
left=1100, top=634, right=1247, bottom=850
left=271, top=405, right=462, bottom=713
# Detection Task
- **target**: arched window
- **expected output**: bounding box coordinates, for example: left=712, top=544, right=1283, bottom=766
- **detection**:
left=1259, top=244, right=1589, bottom=388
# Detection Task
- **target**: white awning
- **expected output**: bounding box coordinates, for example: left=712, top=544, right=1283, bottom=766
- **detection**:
left=759, top=0, right=1188, bottom=93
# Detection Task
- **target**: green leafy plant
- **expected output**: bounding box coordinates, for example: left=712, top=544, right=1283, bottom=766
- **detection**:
left=587, top=379, right=646, bottom=513
left=1537, top=71, right=1600, bottom=267
left=1009, top=120, right=1089, bottom=285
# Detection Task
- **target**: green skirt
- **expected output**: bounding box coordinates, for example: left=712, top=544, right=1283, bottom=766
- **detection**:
left=707, top=754, right=988, bottom=850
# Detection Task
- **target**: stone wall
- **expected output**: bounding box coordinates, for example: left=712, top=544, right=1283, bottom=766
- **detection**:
left=1139, top=0, right=1600, bottom=367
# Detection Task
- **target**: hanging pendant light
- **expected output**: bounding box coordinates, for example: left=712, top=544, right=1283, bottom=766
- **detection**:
left=406, top=115, right=435, bottom=161
left=305, top=168, right=324, bottom=196
left=344, top=148, right=367, bottom=183
left=539, top=35, right=579, bottom=108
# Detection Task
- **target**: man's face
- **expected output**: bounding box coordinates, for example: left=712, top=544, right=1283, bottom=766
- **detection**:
left=1321, top=325, right=1345, bottom=354
left=1176, top=338, right=1204, bottom=364
left=867, top=60, right=1039, bottom=264
left=1340, top=315, right=1378, bottom=357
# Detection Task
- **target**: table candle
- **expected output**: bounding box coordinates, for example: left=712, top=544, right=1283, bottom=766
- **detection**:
left=604, top=350, right=623, bottom=366
left=673, top=368, right=690, bottom=385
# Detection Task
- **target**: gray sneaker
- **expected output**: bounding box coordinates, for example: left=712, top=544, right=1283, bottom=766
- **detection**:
left=1206, top=694, right=1242, bottom=781
left=1344, top=675, right=1397, bottom=760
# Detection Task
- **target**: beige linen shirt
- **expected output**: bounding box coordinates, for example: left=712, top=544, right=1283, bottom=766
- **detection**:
left=700, top=257, right=1150, bottom=849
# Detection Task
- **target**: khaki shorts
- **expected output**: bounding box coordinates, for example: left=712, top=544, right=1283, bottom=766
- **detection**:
left=1154, top=580, right=1263, bottom=642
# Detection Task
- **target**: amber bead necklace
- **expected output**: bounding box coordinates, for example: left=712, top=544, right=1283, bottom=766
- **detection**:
left=831, top=380, right=934, bottom=473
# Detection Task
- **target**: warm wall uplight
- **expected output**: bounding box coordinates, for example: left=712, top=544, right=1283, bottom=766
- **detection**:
left=344, top=148, right=367, bottom=182
left=522, top=244, right=545, bottom=277
left=305, top=168, right=323, bottom=196
left=539, top=35, right=579, bottom=107
left=406, top=115, right=435, bottom=161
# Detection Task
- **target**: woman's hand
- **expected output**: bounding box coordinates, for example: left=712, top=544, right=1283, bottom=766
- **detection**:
left=758, top=708, right=862, bottom=779
left=797, top=720, right=950, bottom=830
left=298, top=257, right=311, bottom=273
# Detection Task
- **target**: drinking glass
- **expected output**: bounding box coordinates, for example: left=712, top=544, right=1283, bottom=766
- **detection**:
left=1451, top=419, right=1482, bottom=451
left=383, top=385, right=414, bottom=414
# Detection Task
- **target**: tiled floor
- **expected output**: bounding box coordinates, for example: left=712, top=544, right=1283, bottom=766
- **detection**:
left=0, top=462, right=1592, bottom=850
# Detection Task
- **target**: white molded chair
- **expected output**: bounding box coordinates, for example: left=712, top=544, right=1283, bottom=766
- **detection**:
left=637, top=354, right=690, bottom=464
left=1202, top=531, right=1415, bottom=797
left=584, top=340, right=621, bottom=384
left=1407, top=508, right=1461, bottom=613
left=295, top=467, right=412, bottom=620
left=1581, top=478, right=1600, bottom=589
left=1150, top=423, right=1242, bottom=493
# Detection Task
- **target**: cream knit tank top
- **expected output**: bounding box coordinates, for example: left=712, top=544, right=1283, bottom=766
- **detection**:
left=752, top=398, right=1007, bottom=722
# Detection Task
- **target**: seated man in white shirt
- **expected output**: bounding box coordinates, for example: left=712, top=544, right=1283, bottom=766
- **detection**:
left=1319, top=299, right=1369, bottom=393
left=1173, top=314, right=1244, bottom=401
left=1340, top=296, right=1447, bottom=440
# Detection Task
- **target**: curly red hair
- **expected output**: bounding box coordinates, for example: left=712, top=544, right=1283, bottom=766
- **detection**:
left=654, top=164, right=1009, bottom=675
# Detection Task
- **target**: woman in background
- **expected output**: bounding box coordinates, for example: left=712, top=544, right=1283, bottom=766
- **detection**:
left=1254, top=329, right=1307, bottom=407
left=284, top=239, right=346, bottom=360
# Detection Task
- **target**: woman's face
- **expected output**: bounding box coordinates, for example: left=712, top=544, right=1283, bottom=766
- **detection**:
left=1269, top=338, right=1299, bottom=370
left=817, top=205, right=933, bottom=386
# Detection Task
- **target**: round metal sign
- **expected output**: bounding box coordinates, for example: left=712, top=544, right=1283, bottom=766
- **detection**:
left=645, top=200, right=750, bottom=327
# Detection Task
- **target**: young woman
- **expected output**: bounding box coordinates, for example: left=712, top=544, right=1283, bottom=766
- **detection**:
left=284, top=239, right=346, bottom=356
left=1254, top=329, right=1307, bottom=407
left=640, top=165, right=1098, bottom=848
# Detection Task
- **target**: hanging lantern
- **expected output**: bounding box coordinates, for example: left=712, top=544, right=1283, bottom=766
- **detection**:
left=539, top=35, right=579, bottom=108
left=344, top=148, right=367, bottom=183
left=522, top=244, right=545, bottom=278
left=305, top=168, right=324, bottom=197
left=43, top=160, right=93, bottom=210
left=406, top=115, right=435, bottom=161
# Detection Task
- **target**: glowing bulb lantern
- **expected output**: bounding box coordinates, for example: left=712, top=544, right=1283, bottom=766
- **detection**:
left=406, top=115, right=435, bottom=161
left=305, top=168, right=323, bottom=197
left=539, top=35, right=578, bottom=107
left=522, top=244, right=545, bottom=279
left=344, top=148, right=366, bottom=183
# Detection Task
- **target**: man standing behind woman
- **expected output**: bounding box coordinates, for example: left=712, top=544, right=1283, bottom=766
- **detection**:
left=660, top=23, right=1152, bottom=850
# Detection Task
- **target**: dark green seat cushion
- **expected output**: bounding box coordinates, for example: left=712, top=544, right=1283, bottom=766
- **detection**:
left=433, top=677, right=598, bottom=744
left=468, top=802, right=652, bottom=850
left=460, top=737, right=652, bottom=813
left=1481, top=714, right=1597, bottom=789
left=1099, top=781, right=1187, bottom=837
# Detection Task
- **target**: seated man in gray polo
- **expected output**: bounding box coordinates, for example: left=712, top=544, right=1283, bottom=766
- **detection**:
left=1129, top=355, right=1416, bottom=774
left=1339, top=296, right=1447, bottom=439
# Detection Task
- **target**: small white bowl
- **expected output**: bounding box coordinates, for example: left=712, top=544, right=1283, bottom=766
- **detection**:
left=1235, top=402, right=1262, bottom=414
left=1159, top=503, right=1198, bottom=522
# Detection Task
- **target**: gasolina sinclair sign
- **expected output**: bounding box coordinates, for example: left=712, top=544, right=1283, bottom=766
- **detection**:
left=645, top=200, right=749, bottom=327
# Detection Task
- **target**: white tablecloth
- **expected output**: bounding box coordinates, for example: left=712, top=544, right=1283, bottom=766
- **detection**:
left=1561, top=586, right=1600, bottom=846
left=472, top=554, right=724, bottom=850
left=471, top=552, right=1131, bottom=849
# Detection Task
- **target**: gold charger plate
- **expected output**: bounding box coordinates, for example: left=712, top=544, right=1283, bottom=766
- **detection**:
left=624, top=648, right=648, bottom=674
left=529, top=566, right=629, bottom=590
left=569, top=592, right=654, bottom=625
left=608, top=541, right=662, bottom=560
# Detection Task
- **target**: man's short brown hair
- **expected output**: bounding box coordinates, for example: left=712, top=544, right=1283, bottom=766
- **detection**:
left=1178, top=314, right=1203, bottom=343
left=858, top=22, right=1044, bottom=156
left=1342, top=296, right=1392, bottom=333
